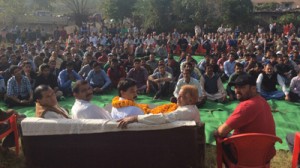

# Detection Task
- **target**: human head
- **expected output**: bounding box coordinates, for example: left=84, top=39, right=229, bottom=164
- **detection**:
left=66, top=61, right=74, bottom=72
left=110, top=58, right=119, bottom=68
left=282, top=55, right=289, bottom=64
left=93, top=62, right=102, bottom=72
left=149, top=53, right=155, bottom=61
left=177, top=85, right=198, bottom=106
left=183, top=68, right=191, bottom=81
left=39, top=64, right=50, bottom=76
left=49, top=59, right=56, bottom=69
left=234, top=62, right=244, bottom=74
left=22, top=61, right=32, bottom=73
left=264, top=63, right=274, bottom=75
left=228, top=74, right=257, bottom=101
left=205, top=64, right=213, bottom=75
left=117, top=78, right=137, bottom=101
left=229, top=53, right=235, bottom=61
left=158, top=64, right=165, bottom=74
left=34, top=85, right=58, bottom=107
left=72, top=80, right=93, bottom=101
left=10, top=65, right=22, bottom=78
left=133, top=58, right=141, bottom=69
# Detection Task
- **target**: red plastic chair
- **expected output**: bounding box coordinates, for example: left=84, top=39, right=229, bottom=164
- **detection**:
left=0, top=114, right=19, bottom=155
left=292, top=132, right=300, bottom=168
left=215, top=133, right=282, bottom=168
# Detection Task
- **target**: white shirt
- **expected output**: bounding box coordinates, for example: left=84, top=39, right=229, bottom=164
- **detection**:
left=256, top=73, right=288, bottom=95
left=111, top=97, right=144, bottom=119
left=138, top=105, right=200, bottom=125
left=173, top=78, right=203, bottom=98
left=89, top=36, right=98, bottom=47
left=71, top=99, right=112, bottom=119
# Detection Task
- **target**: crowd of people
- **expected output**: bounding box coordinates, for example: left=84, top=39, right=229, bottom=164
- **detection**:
left=0, top=22, right=300, bottom=164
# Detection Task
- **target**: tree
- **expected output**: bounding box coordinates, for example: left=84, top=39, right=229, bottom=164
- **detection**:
left=222, top=0, right=253, bottom=29
left=102, top=0, right=137, bottom=21
left=32, top=0, right=56, bottom=10
left=0, top=0, right=27, bottom=24
left=60, top=0, right=90, bottom=26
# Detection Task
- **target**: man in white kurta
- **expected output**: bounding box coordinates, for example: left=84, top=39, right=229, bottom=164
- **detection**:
left=117, top=85, right=200, bottom=127
left=111, top=78, right=144, bottom=119
left=71, top=80, right=112, bottom=119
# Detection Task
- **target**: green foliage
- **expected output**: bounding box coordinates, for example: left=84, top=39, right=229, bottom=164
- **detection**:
left=102, top=0, right=137, bottom=20
left=133, top=0, right=223, bottom=33
left=254, top=2, right=278, bottom=11
left=60, top=0, right=90, bottom=26
left=0, top=0, right=27, bottom=24
left=222, top=0, right=254, bottom=29
left=32, top=0, right=56, bottom=10
left=276, top=13, right=300, bottom=26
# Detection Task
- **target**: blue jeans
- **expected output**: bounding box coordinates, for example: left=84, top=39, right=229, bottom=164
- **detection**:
left=260, top=90, right=285, bottom=100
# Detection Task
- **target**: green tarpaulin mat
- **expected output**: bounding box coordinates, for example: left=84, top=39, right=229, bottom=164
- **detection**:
left=1, top=55, right=299, bottom=150
left=1, top=90, right=299, bottom=150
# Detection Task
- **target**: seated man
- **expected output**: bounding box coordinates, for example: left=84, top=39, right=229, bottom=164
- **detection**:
left=147, top=64, right=172, bottom=99
left=117, top=85, right=200, bottom=127
left=172, top=68, right=205, bottom=108
left=85, top=62, right=111, bottom=94
left=226, top=63, right=247, bottom=101
left=34, top=85, right=69, bottom=119
left=71, top=80, right=112, bottom=119
left=200, top=64, right=227, bottom=103
left=58, top=62, right=82, bottom=96
left=5, top=65, right=34, bottom=107
left=111, top=78, right=145, bottom=119
left=35, top=64, right=63, bottom=100
left=215, top=73, right=276, bottom=162
left=107, top=58, right=126, bottom=88
left=127, top=59, right=148, bottom=93
left=275, top=55, right=296, bottom=85
left=223, top=53, right=236, bottom=80
left=146, top=53, right=158, bottom=72
left=257, top=63, right=289, bottom=100
left=288, top=71, right=300, bottom=102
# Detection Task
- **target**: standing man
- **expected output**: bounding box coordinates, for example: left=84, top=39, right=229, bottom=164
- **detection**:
left=71, top=80, right=112, bottom=119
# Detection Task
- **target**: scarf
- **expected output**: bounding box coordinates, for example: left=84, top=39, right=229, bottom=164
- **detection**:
left=36, top=102, right=70, bottom=119
left=111, top=96, right=178, bottom=114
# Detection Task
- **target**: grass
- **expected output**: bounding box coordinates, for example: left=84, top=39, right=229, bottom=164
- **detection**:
left=0, top=144, right=292, bottom=168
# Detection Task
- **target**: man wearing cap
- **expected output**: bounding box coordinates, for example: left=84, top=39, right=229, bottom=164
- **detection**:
left=215, top=73, right=276, bottom=161
left=216, top=73, right=275, bottom=137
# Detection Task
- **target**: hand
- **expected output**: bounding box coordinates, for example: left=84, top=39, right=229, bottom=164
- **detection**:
left=154, top=79, right=160, bottom=83
left=117, top=116, right=138, bottom=129
left=20, top=100, right=28, bottom=104
left=285, top=95, right=290, bottom=101
left=222, top=95, right=227, bottom=102
left=69, top=75, right=76, bottom=82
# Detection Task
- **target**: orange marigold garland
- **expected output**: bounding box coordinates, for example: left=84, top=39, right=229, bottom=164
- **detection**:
left=111, top=96, right=178, bottom=114
left=149, top=103, right=178, bottom=114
